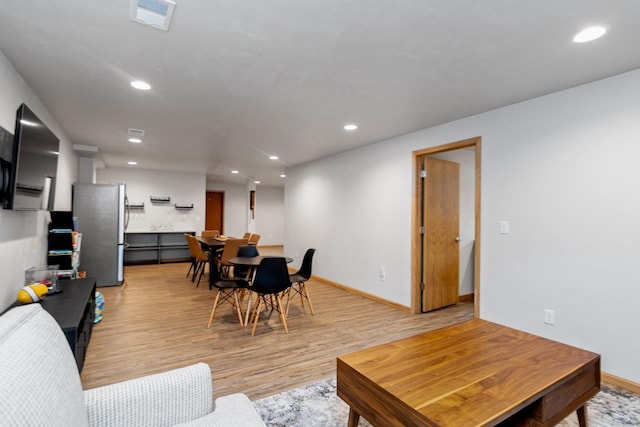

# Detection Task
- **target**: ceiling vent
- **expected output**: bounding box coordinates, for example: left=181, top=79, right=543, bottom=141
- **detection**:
left=128, top=128, right=146, bottom=137
left=130, top=0, right=176, bottom=31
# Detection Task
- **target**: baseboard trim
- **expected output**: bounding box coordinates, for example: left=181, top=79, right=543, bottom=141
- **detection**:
left=309, top=275, right=640, bottom=395
left=602, top=372, right=640, bottom=394
left=458, top=293, right=474, bottom=302
left=310, top=277, right=475, bottom=312
left=311, top=275, right=410, bottom=312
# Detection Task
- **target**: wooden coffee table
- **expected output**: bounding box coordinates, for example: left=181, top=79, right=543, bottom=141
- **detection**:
left=337, top=319, right=600, bottom=426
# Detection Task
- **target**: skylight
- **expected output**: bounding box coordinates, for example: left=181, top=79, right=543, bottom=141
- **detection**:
left=130, top=0, right=176, bottom=31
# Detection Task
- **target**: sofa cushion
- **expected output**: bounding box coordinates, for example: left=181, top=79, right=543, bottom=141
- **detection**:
left=0, top=304, right=88, bottom=426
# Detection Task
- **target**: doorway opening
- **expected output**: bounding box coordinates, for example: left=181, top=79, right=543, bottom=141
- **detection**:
left=411, top=136, right=481, bottom=317
left=205, top=191, right=224, bottom=234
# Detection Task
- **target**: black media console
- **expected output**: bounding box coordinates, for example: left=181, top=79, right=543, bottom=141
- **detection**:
left=38, top=278, right=97, bottom=372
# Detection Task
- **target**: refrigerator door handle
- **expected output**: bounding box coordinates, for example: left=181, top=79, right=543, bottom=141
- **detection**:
left=124, top=194, right=130, bottom=231
left=117, top=183, right=126, bottom=245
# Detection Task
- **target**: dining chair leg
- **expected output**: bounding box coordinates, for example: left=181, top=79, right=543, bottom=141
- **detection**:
left=285, top=283, right=315, bottom=316
left=301, top=283, right=315, bottom=315
left=244, top=293, right=253, bottom=327
left=251, top=298, right=264, bottom=336
left=285, top=287, right=292, bottom=317
left=286, top=284, right=303, bottom=314
left=196, top=261, right=207, bottom=287
left=276, top=293, right=288, bottom=334
left=192, top=260, right=202, bottom=283
left=191, top=262, right=198, bottom=282
left=186, top=258, right=196, bottom=278
left=248, top=295, right=260, bottom=326
left=233, top=291, right=244, bottom=326
left=298, top=285, right=306, bottom=311
left=207, top=291, right=222, bottom=328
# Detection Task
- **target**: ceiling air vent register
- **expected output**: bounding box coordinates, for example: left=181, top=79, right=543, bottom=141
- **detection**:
left=130, top=0, right=176, bottom=31
left=128, top=128, right=146, bottom=138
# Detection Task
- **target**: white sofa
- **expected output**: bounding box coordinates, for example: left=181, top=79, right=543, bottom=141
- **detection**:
left=0, top=304, right=266, bottom=427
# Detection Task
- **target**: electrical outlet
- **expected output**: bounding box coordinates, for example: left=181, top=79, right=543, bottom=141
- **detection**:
left=379, top=267, right=386, bottom=281
left=544, top=309, right=555, bottom=325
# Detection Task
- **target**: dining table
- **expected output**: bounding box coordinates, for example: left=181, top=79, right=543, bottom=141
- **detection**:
left=195, top=236, right=228, bottom=251
left=196, top=236, right=257, bottom=252
left=228, top=255, right=294, bottom=267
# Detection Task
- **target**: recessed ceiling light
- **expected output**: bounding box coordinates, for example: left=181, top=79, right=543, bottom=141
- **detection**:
left=269, top=155, right=279, bottom=160
left=130, top=80, right=151, bottom=90
left=344, top=124, right=358, bottom=131
left=128, top=138, right=142, bottom=143
left=128, top=161, right=138, bottom=165
left=231, top=170, right=239, bottom=174
left=573, top=26, right=607, bottom=43
left=280, top=174, right=286, bottom=178
left=254, top=181, right=261, bottom=184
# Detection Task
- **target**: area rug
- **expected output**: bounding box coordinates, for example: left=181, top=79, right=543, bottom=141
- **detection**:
left=253, top=377, right=640, bottom=427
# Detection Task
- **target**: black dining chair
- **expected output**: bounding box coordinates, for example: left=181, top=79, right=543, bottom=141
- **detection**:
left=233, top=245, right=259, bottom=280
left=248, top=257, right=292, bottom=336
left=286, top=248, right=316, bottom=316
left=206, top=252, right=250, bottom=328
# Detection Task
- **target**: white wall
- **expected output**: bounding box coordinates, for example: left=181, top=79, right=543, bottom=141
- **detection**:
left=97, top=168, right=206, bottom=233
left=206, top=181, right=249, bottom=238
left=285, top=140, right=411, bottom=300
left=0, top=50, right=77, bottom=312
left=253, top=185, right=284, bottom=246
left=285, top=69, right=640, bottom=384
left=206, top=180, right=285, bottom=245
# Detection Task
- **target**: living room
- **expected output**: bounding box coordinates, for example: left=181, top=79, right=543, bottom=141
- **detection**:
left=1, top=2, right=640, bottom=425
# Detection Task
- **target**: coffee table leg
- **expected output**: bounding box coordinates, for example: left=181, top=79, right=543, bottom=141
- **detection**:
left=577, top=405, right=587, bottom=427
left=347, top=408, right=360, bottom=427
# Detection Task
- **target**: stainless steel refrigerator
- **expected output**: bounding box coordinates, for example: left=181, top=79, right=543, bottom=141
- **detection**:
left=72, top=183, right=127, bottom=287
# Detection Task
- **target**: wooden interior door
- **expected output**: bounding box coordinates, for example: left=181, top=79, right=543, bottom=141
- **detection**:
left=422, top=157, right=460, bottom=312
left=205, top=191, right=224, bottom=233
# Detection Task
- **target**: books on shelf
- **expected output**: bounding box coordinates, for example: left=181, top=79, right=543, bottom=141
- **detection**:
left=48, top=249, right=73, bottom=255
left=72, top=232, right=82, bottom=251
left=72, top=251, right=80, bottom=269
left=50, top=228, right=73, bottom=233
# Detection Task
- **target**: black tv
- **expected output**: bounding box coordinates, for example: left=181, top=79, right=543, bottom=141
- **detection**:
left=0, top=124, right=13, bottom=202
left=3, top=103, right=60, bottom=210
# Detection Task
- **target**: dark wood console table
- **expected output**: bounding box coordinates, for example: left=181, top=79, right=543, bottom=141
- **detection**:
left=39, top=278, right=97, bottom=372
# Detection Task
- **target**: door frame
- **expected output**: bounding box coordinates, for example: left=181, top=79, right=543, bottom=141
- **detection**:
left=411, top=136, right=482, bottom=317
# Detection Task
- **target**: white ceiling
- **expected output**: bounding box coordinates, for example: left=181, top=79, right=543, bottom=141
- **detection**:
left=1, top=1, right=639, bottom=186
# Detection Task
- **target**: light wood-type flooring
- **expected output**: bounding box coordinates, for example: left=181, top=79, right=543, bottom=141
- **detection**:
left=80, top=254, right=474, bottom=400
